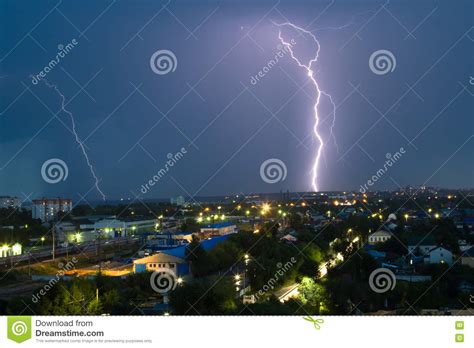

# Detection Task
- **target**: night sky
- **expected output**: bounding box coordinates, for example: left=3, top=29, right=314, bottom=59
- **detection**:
left=0, top=0, right=473, bottom=201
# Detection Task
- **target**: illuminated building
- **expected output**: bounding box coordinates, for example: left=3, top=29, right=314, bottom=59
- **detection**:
left=32, top=198, right=72, bottom=222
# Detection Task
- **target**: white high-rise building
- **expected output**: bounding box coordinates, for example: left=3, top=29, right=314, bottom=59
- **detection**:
left=32, top=198, right=72, bottom=222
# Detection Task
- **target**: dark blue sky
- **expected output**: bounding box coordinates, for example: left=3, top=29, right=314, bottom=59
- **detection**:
left=0, top=0, right=473, bottom=201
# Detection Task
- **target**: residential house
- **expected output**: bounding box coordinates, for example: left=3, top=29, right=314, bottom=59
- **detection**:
left=423, top=246, right=453, bottom=265
left=368, top=230, right=393, bottom=244
left=407, top=236, right=437, bottom=256
left=461, top=247, right=474, bottom=268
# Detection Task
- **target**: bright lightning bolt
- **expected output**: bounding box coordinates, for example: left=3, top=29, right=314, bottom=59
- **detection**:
left=275, top=22, right=337, bottom=192
left=39, top=78, right=106, bottom=201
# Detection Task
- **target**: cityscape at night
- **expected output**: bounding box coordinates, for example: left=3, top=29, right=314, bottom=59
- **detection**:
left=0, top=0, right=473, bottom=345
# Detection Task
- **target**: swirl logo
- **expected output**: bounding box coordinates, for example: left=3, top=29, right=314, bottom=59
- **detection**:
left=369, top=268, right=396, bottom=293
left=41, top=158, right=68, bottom=184
left=7, top=316, right=31, bottom=343
left=150, top=268, right=177, bottom=294
left=150, top=49, right=177, bottom=75
left=11, top=321, right=28, bottom=336
left=260, top=158, right=287, bottom=184
left=369, top=49, right=396, bottom=75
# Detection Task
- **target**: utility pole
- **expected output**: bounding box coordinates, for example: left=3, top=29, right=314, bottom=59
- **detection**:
left=52, top=220, right=56, bottom=261
left=97, top=231, right=102, bottom=273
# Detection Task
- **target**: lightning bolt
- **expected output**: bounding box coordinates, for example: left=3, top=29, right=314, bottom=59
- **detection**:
left=275, top=22, right=338, bottom=192
left=39, top=78, right=106, bottom=200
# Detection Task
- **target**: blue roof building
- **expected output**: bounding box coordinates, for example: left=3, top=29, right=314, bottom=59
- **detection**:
left=133, top=234, right=232, bottom=276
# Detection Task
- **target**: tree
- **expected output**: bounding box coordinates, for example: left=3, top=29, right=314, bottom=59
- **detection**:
left=169, top=277, right=236, bottom=314
left=181, top=218, right=200, bottom=232
left=289, top=213, right=303, bottom=230
left=186, top=236, right=214, bottom=277
left=299, top=277, right=330, bottom=313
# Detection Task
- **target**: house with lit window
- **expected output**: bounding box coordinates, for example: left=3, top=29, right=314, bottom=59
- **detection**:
left=423, top=246, right=453, bottom=265
left=368, top=230, right=393, bottom=244
left=133, top=252, right=189, bottom=276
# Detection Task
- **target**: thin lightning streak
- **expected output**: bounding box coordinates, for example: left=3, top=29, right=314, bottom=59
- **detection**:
left=275, top=21, right=337, bottom=192
left=38, top=78, right=106, bottom=200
